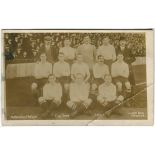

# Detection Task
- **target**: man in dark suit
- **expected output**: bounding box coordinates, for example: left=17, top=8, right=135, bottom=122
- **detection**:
left=39, top=36, right=58, bottom=63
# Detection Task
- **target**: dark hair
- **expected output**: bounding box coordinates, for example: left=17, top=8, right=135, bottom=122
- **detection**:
left=104, top=74, right=111, bottom=79
left=40, top=52, right=46, bottom=56
left=59, top=52, right=64, bottom=56
left=117, top=52, right=123, bottom=56
left=97, top=55, right=104, bottom=59
left=48, top=74, right=55, bottom=79
left=76, top=53, right=83, bottom=57
left=102, top=36, right=110, bottom=40
left=83, top=35, right=90, bottom=38
left=119, top=36, right=126, bottom=41
left=76, top=73, right=84, bottom=78
left=64, top=37, right=70, bottom=41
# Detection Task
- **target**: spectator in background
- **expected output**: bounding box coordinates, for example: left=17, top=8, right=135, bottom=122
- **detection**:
left=77, top=35, right=96, bottom=70
left=12, top=35, right=19, bottom=51
left=22, top=34, right=30, bottom=52
left=96, top=37, right=103, bottom=48
left=4, top=34, right=9, bottom=43
left=32, top=49, right=39, bottom=62
left=29, top=39, right=37, bottom=54
left=15, top=47, right=23, bottom=60
left=15, top=42, right=22, bottom=53
left=5, top=44, right=14, bottom=63
left=36, top=38, right=41, bottom=47
left=22, top=51, right=31, bottom=63
left=7, top=38, right=14, bottom=52
left=23, top=51, right=28, bottom=59
left=97, top=36, right=116, bottom=68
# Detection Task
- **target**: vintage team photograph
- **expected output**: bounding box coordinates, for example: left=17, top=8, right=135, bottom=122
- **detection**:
left=2, top=29, right=153, bottom=125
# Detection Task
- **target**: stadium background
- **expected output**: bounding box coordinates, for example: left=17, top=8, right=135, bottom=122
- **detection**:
left=4, top=33, right=146, bottom=62
left=4, top=32, right=147, bottom=120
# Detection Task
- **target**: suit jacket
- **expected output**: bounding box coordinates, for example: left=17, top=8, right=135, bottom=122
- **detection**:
left=40, top=45, right=59, bottom=63
left=116, top=46, right=136, bottom=64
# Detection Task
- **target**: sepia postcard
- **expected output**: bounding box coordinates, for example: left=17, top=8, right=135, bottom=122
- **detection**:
left=1, top=29, right=154, bottom=125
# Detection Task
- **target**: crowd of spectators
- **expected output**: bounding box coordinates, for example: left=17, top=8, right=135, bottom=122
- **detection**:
left=4, top=32, right=146, bottom=63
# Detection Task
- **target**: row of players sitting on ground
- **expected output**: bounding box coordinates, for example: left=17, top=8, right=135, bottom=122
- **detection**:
left=31, top=52, right=131, bottom=118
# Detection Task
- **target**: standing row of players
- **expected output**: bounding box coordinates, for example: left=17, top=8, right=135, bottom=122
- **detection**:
left=31, top=51, right=131, bottom=118
left=33, top=35, right=135, bottom=86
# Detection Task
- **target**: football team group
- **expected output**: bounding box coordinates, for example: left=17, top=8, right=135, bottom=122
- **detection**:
left=29, top=35, right=137, bottom=119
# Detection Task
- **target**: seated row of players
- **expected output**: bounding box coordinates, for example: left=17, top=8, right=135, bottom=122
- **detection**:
left=31, top=52, right=131, bottom=118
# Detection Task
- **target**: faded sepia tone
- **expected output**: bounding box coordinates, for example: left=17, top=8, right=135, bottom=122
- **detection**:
left=1, top=29, right=154, bottom=125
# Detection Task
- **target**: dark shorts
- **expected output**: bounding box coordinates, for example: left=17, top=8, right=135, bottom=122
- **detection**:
left=128, top=64, right=135, bottom=86
left=57, top=76, right=70, bottom=99
left=36, top=78, right=48, bottom=88
left=93, top=78, right=104, bottom=86
left=104, top=59, right=113, bottom=69
left=40, top=100, right=59, bottom=111
left=65, top=59, right=74, bottom=66
left=31, top=78, right=48, bottom=98
left=113, top=76, right=129, bottom=84
left=57, top=76, right=70, bottom=85
left=89, top=90, right=98, bottom=103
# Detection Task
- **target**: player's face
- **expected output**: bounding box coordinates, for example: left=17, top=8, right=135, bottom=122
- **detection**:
left=77, top=55, right=83, bottom=62
left=58, top=54, right=64, bottom=61
left=98, top=56, right=104, bottom=63
left=120, top=40, right=126, bottom=47
left=102, top=37, right=109, bottom=45
left=117, top=54, right=124, bottom=61
left=24, top=34, right=28, bottom=38
left=64, top=40, right=71, bottom=47
left=48, top=76, right=56, bottom=84
left=40, top=54, right=46, bottom=62
left=8, top=40, right=12, bottom=44
left=23, top=52, right=27, bottom=56
left=15, top=37, right=18, bottom=42
left=5, top=47, right=9, bottom=52
left=51, top=42, right=55, bottom=46
left=104, top=75, right=112, bottom=84
left=76, top=75, right=84, bottom=84
left=33, top=51, right=37, bottom=56
left=84, top=36, right=90, bottom=44
left=17, top=49, right=21, bottom=54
